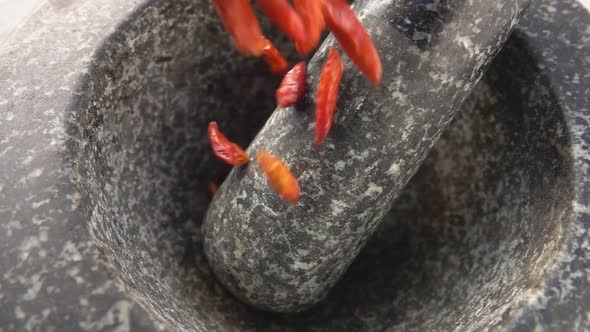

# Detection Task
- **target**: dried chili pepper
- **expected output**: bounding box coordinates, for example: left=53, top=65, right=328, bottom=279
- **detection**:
left=256, top=0, right=306, bottom=52
left=257, top=149, right=300, bottom=204
left=315, top=48, right=344, bottom=145
left=262, top=38, right=289, bottom=75
left=209, top=182, right=219, bottom=197
left=294, top=0, right=326, bottom=55
left=276, top=62, right=307, bottom=107
left=322, top=0, right=382, bottom=85
left=208, top=122, right=250, bottom=166
left=212, top=0, right=266, bottom=56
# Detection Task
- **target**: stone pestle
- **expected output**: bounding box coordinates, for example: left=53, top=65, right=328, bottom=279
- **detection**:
left=203, top=0, right=532, bottom=313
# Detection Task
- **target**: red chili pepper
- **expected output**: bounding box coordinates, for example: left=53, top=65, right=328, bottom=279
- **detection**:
left=257, top=149, right=300, bottom=204
left=294, top=0, right=326, bottom=55
left=276, top=62, right=307, bottom=107
left=208, top=122, right=250, bottom=166
left=322, top=0, right=382, bottom=85
left=256, top=0, right=306, bottom=52
left=315, top=48, right=344, bottom=145
left=212, top=0, right=266, bottom=56
left=262, top=38, right=289, bottom=75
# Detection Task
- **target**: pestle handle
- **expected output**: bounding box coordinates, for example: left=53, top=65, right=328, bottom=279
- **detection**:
left=204, top=0, right=532, bottom=313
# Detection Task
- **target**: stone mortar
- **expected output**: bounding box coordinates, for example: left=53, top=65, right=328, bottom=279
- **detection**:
left=0, top=0, right=588, bottom=331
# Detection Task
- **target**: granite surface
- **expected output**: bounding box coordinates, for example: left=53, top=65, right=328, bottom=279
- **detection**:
left=0, top=0, right=165, bottom=331
left=203, top=0, right=532, bottom=312
left=0, top=0, right=589, bottom=331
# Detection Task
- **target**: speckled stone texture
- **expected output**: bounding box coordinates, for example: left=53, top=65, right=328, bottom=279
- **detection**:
left=0, top=0, right=165, bottom=331
left=203, top=0, right=532, bottom=312
left=1, top=0, right=590, bottom=330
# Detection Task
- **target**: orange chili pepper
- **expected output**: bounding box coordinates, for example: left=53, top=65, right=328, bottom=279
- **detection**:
left=256, top=0, right=306, bottom=52
left=208, top=122, right=250, bottom=166
left=315, top=48, right=344, bottom=145
left=262, top=38, right=289, bottom=75
left=208, top=182, right=219, bottom=197
left=294, top=0, right=326, bottom=55
left=276, top=62, right=307, bottom=107
left=257, top=149, right=300, bottom=204
left=322, top=0, right=382, bottom=85
left=212, top=0, right=266, bottom=56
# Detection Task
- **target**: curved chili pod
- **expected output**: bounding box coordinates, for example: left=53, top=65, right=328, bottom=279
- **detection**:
left=276, top=62, right=307, bottom=107
left=294, top=0, right=326, bottom=55
left=262, top=38, right=289, bottom=75
left=256, top=0, right=306, bottom=52
left=315, top=48, right=344, bottom=145
left=212, top=0, right=266, bottom=56
left=257, top=149, right=300, bottom=204
left=322, top=0, right=382, bottom=85
left=208, top=122, right=250, bottom=166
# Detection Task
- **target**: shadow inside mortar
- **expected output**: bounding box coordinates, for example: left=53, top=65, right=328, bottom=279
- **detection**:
left=65, top=0, right=574, bottom=330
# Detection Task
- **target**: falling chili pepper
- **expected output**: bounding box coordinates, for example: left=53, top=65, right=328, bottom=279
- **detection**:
left=208, top=121, right=250, bottom=166
left=255, top=0, right=307, bottom=52
left=262, top=38, right=289, bottom=75
left=212, top=0, right=266, bottom=56
left=257, top=149, right=300, bottom=204
left=276, top=62, right=307, bottom=107
left=322, top=0, right=382, bottom=85
left=208, top=182, right=219, bottom=197
left=294, top=0, right=326, bottom=55
left=315, top=48, right=344, bottom=145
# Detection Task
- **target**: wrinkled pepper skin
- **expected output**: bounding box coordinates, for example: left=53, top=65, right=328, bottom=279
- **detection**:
left=208, top=122, right=250, bottom=166
left=315, top=48, right=344, bottom=145
left=276, top=62, right=307, bottom=107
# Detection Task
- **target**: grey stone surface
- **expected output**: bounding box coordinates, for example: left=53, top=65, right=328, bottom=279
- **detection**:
left=0, top=0, right=589, bottom=331
left=203, top=0, right=532, bottom=312
left=0, top=0, right=166, bottom=331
